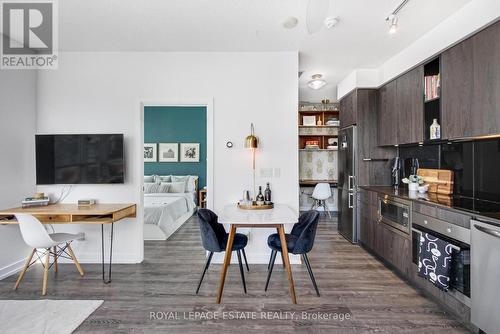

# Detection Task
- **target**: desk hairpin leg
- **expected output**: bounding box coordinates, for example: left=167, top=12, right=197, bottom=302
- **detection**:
left=101, top=222, right=114, bottom=284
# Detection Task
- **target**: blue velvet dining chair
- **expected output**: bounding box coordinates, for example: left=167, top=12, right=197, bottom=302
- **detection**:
left=196, top=208, right=249, bottom=294
left=264, top=210, right=321, bottom=296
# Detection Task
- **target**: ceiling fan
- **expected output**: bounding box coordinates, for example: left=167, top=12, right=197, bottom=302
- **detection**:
left=306, top=0, right=330, bottom=34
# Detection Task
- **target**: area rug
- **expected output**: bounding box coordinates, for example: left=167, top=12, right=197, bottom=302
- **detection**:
left=0, top=299, right=103, bottom=334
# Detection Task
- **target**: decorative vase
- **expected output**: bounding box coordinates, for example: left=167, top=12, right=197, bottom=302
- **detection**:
left=408, top=183, right=419, bottom=191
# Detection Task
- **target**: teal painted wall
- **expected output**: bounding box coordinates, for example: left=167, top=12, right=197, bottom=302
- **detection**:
left=144, top=106, right=207, bottom=188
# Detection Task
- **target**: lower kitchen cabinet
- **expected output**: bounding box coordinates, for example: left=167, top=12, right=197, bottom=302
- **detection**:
left=358, top=189, right=412, bottom=276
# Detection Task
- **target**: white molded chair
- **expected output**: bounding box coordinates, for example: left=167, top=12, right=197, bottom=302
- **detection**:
left=311, top=183, right=333, bottom=219
left=15, top=214, right=85, bottom=295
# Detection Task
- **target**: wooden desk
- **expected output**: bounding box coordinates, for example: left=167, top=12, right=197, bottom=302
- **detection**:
left=0, top=203, right=136, bottom=283
left=218, top=204, right=298, bottom=304
left=299, top=179, right=338, bottom=187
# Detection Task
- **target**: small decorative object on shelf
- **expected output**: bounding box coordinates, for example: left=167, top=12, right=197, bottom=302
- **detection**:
left=424, top=74, right=440, bottom=101
left=429, top=118, right=441, bottom=140
left=317, top=119, right=323, bottom=126
left=264, top=183, right=272, bottom=205
left=22, top=196, right=50, bottom=208
left=302, top=115, right=316, bottom=126
left=402, top=174, right=425, bottom=192
left=256, top=186, right=265, bottom=205
left=305, top=140, right=320, bottom=150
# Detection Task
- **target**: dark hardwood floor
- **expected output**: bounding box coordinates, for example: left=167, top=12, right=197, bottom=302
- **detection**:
left=0, top=214, right=469, bottom=333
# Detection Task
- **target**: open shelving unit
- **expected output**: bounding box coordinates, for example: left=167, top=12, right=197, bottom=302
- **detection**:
left=424, top=57, right=441, bottom=141
left=298, top=108, right=339, bottom=149
left=298, top=103, right=339, bottom=189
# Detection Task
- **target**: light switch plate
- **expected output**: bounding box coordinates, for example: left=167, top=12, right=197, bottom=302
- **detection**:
left=260, top=168, right=273, bottom=178
left=273, top=168, right=281, bottom=178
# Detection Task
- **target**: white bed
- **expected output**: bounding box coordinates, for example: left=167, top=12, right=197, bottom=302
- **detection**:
left=144, top=193, right=197, bottom=240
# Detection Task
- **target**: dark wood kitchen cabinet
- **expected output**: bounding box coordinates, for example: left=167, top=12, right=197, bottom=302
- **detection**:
left=358, top=189, right=376, bottom=250
left=339, top=90, right=356, bottom=127
left=378, top=66, right=424, bottom=146
left=441, top=38, right=474, bottom=139
left=358, top=189, right=412, bottom=276
left=441, top=20, right=500, bottom=139
left=471, top=20, right=500, bottom=137
left=377, top=80, right=398, bottom=146
left=397, top=66, right=424, bottom=144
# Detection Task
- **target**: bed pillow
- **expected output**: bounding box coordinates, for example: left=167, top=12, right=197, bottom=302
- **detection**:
left=144, top=175, right=155, bottom=183
left=172, top=175, right=190, bottom=192
left=157, top=183, right=171, bottom=193
left=155, top=175, right=171, bottom=183
left=144, top=183, right=159, bottom=193
left=168, top=181, right=186, bottom=193
left=187, top=176, right=198, bottom=192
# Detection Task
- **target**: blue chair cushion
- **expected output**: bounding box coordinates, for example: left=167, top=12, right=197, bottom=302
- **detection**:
left=221, top=233, right=248, bottom=251
left=267, top=233, right=298, bottom=253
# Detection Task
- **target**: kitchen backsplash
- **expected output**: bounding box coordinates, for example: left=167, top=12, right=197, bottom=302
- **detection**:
left=399, top=138, right=500, bottom=202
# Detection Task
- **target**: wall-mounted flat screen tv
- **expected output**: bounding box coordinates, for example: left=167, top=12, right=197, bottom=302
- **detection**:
left=36, top=134, right=124, bottom=185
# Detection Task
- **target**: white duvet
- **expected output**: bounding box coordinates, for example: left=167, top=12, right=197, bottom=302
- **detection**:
left=144, top=193, right=196, bottom=234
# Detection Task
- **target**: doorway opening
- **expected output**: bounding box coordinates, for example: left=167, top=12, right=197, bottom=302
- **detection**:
left=142, top=105, right=208, bottom=241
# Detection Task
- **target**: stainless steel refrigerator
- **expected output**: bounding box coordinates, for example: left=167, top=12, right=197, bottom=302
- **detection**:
left=338, top=125, right=357, bottom=243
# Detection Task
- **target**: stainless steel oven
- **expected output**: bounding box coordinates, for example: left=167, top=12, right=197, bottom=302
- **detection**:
left=378, top=195, right=411, bottom=235
left=412, top=213, right=471, bottom=306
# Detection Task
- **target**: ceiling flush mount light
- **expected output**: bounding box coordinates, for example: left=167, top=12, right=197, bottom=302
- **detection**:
left=308, top=74, right=327, bottom=90
left=324, top=16, right=339, bottom=29
left=385, top=0, right=409, bottom=34
left=282, top=16, right=299, bottom=29
left=387, top=14, right=398, bottom=34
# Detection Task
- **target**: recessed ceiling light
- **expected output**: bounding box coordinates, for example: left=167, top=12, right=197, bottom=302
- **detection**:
left=387, top=14, right=398, bottom=34
left=282, top=16, right=299, bottom=29
left=324, top=16, right=339, bottom=29
left=308, top=74, right=327, bottom=90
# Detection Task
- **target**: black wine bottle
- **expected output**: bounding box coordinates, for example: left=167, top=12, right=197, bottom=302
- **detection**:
left=256, top=186, right=265, bottom=205
left=264, top=183, right=272, bottom=204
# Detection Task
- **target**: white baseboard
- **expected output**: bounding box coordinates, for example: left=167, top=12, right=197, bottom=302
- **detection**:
left=57, top=252, right=142, bottom=264
left=0, top=258, right=27, bottom=281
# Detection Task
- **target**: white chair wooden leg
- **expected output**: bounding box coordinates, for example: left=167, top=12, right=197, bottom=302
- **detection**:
left=42, top=248, right=50, bottom=295
left=14, top=248, right=36, bottom=290
left=66, top=243, right=84, bottom=276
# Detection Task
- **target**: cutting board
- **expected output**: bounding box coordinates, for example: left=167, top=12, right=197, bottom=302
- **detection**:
left=417, top=168, right=454, bottom=195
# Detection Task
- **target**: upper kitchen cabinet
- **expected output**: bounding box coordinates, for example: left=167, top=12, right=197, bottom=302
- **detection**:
left=378, top=66, right=423, bottom=146
left=339, top=90, right=357, bottom=127
left=397, top=66, right=424, bottom=144
left=378, top=80, right=398, bottom=146
left=441, top=20, right=500, bottom=139
left=442, top=38, right=473, bottom=139
left=471, top=21, right=500, bottom=137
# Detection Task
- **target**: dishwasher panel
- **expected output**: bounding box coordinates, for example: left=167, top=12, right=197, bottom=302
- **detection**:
left=471, top=219, right=500, bottom=333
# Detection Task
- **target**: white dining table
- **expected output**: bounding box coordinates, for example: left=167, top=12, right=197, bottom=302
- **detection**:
left=217, top=204, right=299, bottom=304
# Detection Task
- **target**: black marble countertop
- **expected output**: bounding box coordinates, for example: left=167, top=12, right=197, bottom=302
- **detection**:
left=359, top=185, right=500, bottom=224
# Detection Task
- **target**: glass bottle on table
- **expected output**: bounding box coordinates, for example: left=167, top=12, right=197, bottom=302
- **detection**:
left=264, top=183, right=272, bottom=205
left=256, top=186, right=265, bottom=205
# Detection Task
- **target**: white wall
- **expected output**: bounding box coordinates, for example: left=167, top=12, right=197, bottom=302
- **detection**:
left=0, top=70, right=37, bottom=279
left=36, top=52, right=299, bottom=264
left=337, top=0, right=500, bottom=99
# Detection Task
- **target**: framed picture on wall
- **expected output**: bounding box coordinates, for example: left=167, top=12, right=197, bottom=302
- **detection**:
left=180, top=143, right=200, bottom=162
left=159, top=143, right=178, bottom=162
left=144, top=143, right=157, bottom=162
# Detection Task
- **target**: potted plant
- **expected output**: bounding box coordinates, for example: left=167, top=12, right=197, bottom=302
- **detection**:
left=402, top=175, right=424, bottom=191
